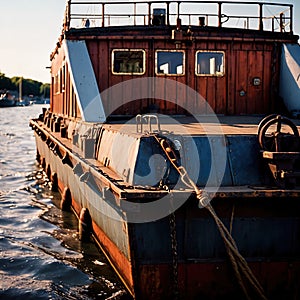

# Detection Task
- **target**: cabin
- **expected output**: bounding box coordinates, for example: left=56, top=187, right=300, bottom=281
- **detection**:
left=49, top=1, right=299, bottom=122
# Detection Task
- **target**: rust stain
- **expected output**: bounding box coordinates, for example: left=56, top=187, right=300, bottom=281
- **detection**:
left=92, top=221, right=134, bottom=295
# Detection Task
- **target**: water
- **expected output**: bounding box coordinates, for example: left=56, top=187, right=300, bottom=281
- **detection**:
left=0, top=105, right=131, bottom=299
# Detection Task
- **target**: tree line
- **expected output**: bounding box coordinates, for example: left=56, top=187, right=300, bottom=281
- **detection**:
left=0, top=73, right=50, bottom=98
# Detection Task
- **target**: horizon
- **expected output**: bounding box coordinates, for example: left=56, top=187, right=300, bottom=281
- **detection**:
left=0, top=0, right=299, bottom=84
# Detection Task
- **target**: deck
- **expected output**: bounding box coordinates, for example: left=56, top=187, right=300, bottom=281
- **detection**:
left=31, top=114, right=300, bottom=202
left=106, top=115, right=300, bottom=136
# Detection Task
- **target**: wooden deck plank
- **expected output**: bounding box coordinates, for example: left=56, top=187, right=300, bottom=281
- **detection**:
left=106, top=115, right=300, bottom=136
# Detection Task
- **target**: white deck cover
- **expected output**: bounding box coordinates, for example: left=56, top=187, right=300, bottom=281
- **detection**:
left=64, top=40, right=106, bottom=122
left=279, top=43, right=300, bottom=113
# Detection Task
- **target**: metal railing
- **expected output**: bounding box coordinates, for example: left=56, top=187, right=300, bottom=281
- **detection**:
left=63, top=0, right=293, bottom=33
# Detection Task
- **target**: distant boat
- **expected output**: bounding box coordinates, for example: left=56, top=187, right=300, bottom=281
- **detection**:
left=15, top=78, right=34, bottom=106
left=34, top=98, right=50, bottom=105
left=0, top=92, right=16, bottom=107
left=15, top=77, right=26, bottom=106
left=15, top=99, right=33, bottom=106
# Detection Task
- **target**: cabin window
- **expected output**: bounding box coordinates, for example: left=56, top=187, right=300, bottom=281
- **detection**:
left=112, top=49, right=145, bottom=75
left=60, top=65, right=66, bottom=93
left=53, top=74, right=60, bottom=94
left=196, top=51, right=225, bottom=76
left=156, top=50, right=185, bottom=75
left=59, top=68, right=63, bottom=93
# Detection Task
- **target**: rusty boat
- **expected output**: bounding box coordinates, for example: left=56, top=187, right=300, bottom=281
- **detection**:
left=30, top=1, right=300, bottom=299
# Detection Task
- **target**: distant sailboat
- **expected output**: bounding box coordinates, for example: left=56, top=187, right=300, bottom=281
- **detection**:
left=19, top=77, right=22, bottom=102
left=17, top=77, right=31, bottom=106
left=16, top=77, right=24, bottom=106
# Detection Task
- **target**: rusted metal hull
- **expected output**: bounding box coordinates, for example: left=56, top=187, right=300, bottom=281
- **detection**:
left=31, top=119, right=300, bottom=299
left=132, top=196, right=300, bottom=299
left=33, top=130, right=135, bottom=293
left=137, top=261, right=300, bottom=299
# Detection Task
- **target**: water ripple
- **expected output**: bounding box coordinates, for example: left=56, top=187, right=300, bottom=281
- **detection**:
left=0, top=106, right=130, bottom=299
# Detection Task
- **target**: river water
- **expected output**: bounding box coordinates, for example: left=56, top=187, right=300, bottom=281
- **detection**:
left=0, top=105, right=131, bottom=299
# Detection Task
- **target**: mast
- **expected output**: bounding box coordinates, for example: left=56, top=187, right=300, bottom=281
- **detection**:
left=19, top=77, right=22, bottom=101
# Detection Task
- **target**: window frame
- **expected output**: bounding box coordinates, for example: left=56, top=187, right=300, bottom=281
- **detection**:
left=112, top=49, right=146, bottom=75
left=155, top=50, right=185, bottom=76
left=53, top=73, right=60, bottom=95
left=195, top=50, right=225, bottom=77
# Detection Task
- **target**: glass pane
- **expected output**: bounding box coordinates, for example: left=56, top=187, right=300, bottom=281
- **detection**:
left=196, top=52, right=224, bottom=76
left=156, top=51, right=184, bottom=75
left=113, top=50, right=144, bottom=74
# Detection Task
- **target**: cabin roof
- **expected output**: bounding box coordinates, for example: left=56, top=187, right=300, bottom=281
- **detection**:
left=65, top=24, right=299, bottom=42
left=49, top=1, right=300, bottom=119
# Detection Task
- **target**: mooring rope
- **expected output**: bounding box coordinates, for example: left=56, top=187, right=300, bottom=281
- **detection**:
left=205, top=202, right=267, bottom=300
left=153, top=134, right=268, bottom=300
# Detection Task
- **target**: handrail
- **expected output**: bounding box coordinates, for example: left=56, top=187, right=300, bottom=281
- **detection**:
left=63, top=0, right=293, bottom=34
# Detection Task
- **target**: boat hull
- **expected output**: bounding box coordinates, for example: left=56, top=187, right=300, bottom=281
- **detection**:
left=34, top=131, right=135, bottom=294
left=32, top=123, right=300, bottom=299
left=32, top=0, right=300, bottom=297
left=0, top=99, right=16, bottom=107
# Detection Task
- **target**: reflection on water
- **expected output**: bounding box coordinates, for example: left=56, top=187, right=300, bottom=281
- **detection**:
left=0, top=105, right=130, bottom=299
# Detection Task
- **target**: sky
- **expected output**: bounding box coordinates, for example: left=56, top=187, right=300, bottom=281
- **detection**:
left=0, top=0, right=66, bottom=83
left=0, top=0, right=299, bottom=84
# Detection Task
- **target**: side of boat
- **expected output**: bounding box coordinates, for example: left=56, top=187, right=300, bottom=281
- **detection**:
left=30, top=1, right=300, bottom=299
left=0, top=96, right=16, bottom=107
left=30, top=112, right=300, bottom=299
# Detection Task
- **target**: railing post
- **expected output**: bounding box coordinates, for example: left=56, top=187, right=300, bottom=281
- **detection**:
left=102, top=3, right=105, bottom=27
left=166, top=2, right=170, bottom=26
left=64, top=0, right=71, bottom=31
left=177, top=1, right=181, bottom=24
left=218, top=2, right=222, bottom=27
left=259, top=3, right=263, bottom=31
left=148, top=2, right=151, bottom=25
left=280, top=13, right=284, bottom=32
left=134, top=2, right=136, bottom=26
left=290, top=5, right=293, bottom=34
